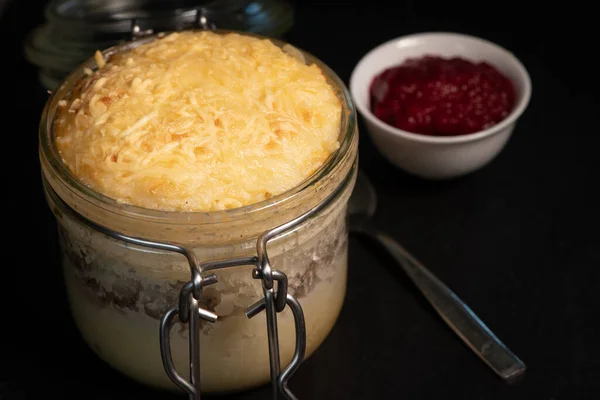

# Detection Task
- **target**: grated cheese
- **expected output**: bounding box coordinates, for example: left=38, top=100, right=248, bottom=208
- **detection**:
left=94, top=50, right=106, bottom=69
left=55, top=31, right=342, bottom=212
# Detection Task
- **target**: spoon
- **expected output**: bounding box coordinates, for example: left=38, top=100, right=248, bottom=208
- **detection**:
left=348, top=170, right=526, bottom=381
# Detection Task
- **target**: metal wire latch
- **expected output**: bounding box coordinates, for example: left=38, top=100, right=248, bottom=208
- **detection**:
left=155, top=182, right=341, bottom=400
left=131, top=7, right=216, bottom=40
left=158, top=250, right=306, bottom=400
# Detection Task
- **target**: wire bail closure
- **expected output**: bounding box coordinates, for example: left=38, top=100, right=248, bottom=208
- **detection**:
left=154, top=178, right=344, bottom=400
left=158, top=246, right=306, bottom=400
left=131, top=7, right=216, bottom=40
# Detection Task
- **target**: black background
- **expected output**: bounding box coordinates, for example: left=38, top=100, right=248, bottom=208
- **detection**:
left=2, top=0, right=599, bottom=399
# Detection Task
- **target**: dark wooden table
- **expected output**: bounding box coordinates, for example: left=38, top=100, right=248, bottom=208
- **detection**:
left=4, top=1, right=599, bottom=399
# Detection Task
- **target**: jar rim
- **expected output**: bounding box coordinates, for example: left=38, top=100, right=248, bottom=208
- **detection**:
left=39, top=29, right=357, bottom=226
left=45, top=0, right=235, bottom=25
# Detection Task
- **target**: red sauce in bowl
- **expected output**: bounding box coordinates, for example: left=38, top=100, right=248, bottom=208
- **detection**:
left=369, top=56, right=516, bottom=136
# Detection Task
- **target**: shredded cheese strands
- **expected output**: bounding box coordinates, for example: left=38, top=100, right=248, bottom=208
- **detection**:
left=94, top=50, right=106, bottom=69
left=55, top=31, right=342, bottom=212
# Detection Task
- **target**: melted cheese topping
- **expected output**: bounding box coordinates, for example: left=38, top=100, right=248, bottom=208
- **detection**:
left=55, top=31, right=342, bottom=212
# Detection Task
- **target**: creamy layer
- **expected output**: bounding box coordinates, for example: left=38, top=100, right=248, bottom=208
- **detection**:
left=63, top=255, right=346, bottom=392
left=56, top=194, right=349, bottom=392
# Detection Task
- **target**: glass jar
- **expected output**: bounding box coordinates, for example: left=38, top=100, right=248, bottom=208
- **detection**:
left=39, top=31, right=358, bottom=394
left=25, top=0, right=295, bottom=90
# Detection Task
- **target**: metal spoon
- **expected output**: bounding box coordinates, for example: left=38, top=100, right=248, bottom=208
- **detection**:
left=348, top=170, right=526, bottom=381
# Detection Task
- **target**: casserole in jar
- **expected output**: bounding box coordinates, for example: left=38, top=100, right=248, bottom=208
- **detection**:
left=40, top=30, right=358, bottom=393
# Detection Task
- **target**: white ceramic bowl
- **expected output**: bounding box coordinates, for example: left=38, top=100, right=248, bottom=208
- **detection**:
left=350, top=32, right=532, bottom=179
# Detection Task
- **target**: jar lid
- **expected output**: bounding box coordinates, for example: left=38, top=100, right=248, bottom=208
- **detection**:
left=25, top=0, right=295, bottom=90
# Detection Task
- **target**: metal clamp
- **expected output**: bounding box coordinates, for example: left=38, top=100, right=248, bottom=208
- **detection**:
left=155, top=180, right=345, bottom=399
left=160, top=287, right=217, bottom=399
left=194, top=8, right=216, bottom=31
left=131, top=19, right=154, bottom=39
left=131, top=7, right=216, bottom=40
left=246, top=291, right=306, bottom=400
left=158, top=255, right=305, bottom=400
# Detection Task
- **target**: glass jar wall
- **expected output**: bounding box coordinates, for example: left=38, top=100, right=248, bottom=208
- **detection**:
left=39, top=32, right=358, bottom=393
left=25, top=0, right=295, bottom=90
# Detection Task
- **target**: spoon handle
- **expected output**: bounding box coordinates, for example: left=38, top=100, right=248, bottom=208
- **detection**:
left=373, top=230, right=526, bottom=380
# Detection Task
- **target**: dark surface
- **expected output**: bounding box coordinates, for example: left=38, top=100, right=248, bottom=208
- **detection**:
left=3, top=1, right=599, bottom=399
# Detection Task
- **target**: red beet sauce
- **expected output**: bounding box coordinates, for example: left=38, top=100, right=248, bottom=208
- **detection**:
left=369, top=56, right=516, bottom=136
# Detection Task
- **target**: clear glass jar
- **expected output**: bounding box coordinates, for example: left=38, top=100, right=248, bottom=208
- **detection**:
left=25, top=0, right=295, bottom=90
left=39, top=32, right=358, bottom=393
